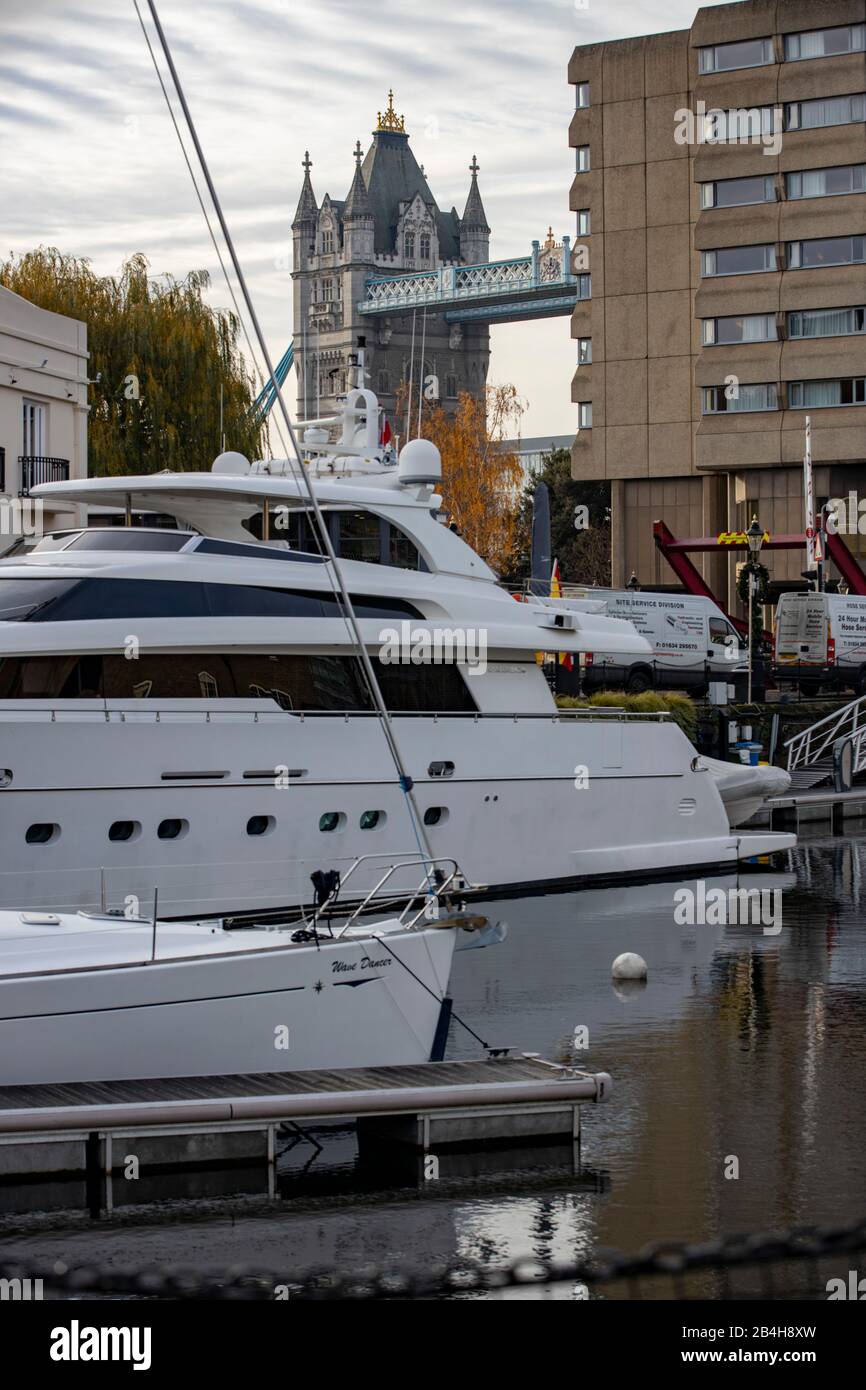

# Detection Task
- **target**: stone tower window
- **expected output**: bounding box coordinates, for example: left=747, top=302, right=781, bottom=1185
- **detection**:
left=404, top=232, right=415, bottom=259
left=378, top=370, right=390, bottom=394
left=420, top=233, right=431, bottom=261
left=446, top=374, right=457, bottom=398
left=321, top=229, right=334, bottom=254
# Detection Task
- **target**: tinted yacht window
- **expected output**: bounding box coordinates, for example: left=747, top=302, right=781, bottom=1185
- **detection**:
left=0, top=652, right=476, bottom=712
left=0, top=577, right=423, bottom=623
left=0, top=579, right=80, bottom=621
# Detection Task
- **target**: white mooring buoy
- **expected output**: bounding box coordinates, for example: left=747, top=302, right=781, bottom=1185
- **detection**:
left=611, top=952, right=648, bottom=981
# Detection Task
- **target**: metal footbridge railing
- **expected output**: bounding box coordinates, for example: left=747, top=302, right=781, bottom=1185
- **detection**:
left=785, top=693, right=866, bottom=776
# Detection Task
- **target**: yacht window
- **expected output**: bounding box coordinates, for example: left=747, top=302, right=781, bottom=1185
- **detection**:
left=337, top=510, right=381, bottom=563
left=64, top=531, right=194, bottom=552
left=0, top=653, right=477, bottom=712
left=194, top=538, right=326, bottom=565
left=0, top=654, right=102, bottom=698
left=158, top=818, right=187, bottom=839
left=374, top=661, right=476, bottom=712
left=108, top=820, right=138, bottom=842
left=246, top=508, right=426, bottom=570
left=0, top=577, right=423, bottom=623
left=319, top=812, right=344, bottom=832
left=423, top=807, right=447, bottom=826
left=246, top=815, right=274, bottom=836
left=25, top=823, right=59, bottom=844
left=359, top=809, right=384, bottom=829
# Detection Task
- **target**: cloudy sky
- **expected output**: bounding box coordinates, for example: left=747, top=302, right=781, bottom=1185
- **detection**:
left=1, top=0, right=732, bottom=438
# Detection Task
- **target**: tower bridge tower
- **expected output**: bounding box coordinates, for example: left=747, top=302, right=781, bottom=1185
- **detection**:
left=291, top=92, right=491, bottom=427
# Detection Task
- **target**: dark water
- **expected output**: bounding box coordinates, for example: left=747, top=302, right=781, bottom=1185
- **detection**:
left=3, top=827, right=866, bottom=1299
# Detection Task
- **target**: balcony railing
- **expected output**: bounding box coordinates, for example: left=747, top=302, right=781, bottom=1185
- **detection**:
left=18, top=456, right=70, bottom=496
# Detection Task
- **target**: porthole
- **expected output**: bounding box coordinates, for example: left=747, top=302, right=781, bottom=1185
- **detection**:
left=25, top=823, right=59, bottom=845
left=246, top=815, right=275, bottom=836
left=0, top=770, right=12, bottom=787
left=319, top=811, right=345, bottom=832
left=158, top=818, right=188, bottom=840
left=109, top=820, right=140, bottom=843
left=423, top=806, right=449, bottom=826
left=360, top=809, right=386, bottom=830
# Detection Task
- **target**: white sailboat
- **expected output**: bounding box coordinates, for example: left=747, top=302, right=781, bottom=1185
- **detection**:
left=0, top=860, right=503, bottom=1086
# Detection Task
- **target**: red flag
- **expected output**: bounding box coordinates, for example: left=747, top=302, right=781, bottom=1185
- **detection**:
left=380, top=417, right=393, bottom=446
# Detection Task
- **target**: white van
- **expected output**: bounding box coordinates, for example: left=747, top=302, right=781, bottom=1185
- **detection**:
left=774, top=591, right=866, bottom=695
left=541, top=589, right=746, bottom=694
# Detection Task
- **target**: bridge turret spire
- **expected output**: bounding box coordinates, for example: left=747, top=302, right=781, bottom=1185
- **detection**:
left=344, top=140, right=372, bottom=221
left=460, top=153, right=490, bottom=263
left=292, top=150, right=318, bottom=228
left=376, top=89, right=406, bottom=134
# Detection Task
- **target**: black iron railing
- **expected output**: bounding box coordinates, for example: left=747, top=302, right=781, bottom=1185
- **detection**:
left=18, top=455, right=70, bottom=495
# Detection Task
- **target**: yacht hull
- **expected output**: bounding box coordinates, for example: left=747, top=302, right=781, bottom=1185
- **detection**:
left=0, top=706, right=795, bottom=914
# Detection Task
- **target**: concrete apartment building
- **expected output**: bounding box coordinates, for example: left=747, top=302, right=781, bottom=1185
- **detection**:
left=569, top=0, right=866, bottom=602
left=0, top=285, right=87, bottom=549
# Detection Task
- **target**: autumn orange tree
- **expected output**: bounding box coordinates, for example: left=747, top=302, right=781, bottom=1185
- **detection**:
left=396, top=383, right=525, bottom=571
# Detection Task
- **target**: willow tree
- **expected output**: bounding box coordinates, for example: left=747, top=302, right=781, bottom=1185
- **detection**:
left=396, top=383, right=525, bottom=572
left=0, top=247, right=265, bottom=475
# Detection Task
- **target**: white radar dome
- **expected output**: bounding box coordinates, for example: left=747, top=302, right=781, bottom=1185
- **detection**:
left=398, top=438, right=442, bottom=486
left=212, top=451, right=251, bottom=475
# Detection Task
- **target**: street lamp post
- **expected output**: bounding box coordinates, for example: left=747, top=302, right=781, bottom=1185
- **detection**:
left=746, top=515, right=764, bottom=704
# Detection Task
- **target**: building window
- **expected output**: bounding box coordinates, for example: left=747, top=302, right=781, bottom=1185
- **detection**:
left=702, top=383, right=778, bottom=414
left=575, top=82, right=590, bottom=108
left=575, top=146, right=590, bottom=172
left=700, top=175, right=775, bottom=209
left=446, top=374, right=457, bottom=398
left=419, top=233, right=431, bottom=261
left=577, top=209, right=590, bottom=235
left=787, top=236, right=865, bottom=269
left=788, top=307, right=866, bottom=339
left=699, top=37, right=773, bottom=73
left=321, top=277, right=334, bottom=302
left=404, top=232, right=415, bottom=259
left=788, top=379, right=866, bottom=408
left=576, top=274, right=591, bottom=300
left=700, top=107, right=778, bottom=144
left=321, top=229, right=334, bottom=253
left=22, top=399, right=46, bottom=456
left=702, top=315, right=776, bottom=345
left=578, top=401, right=592, bottom=428
left=377, top=370, right=389, bottom=394
left=784, top=25, right=865, bottom=61
left=786, top=165, right=866, bottom=199
left=577, top=338, right=592, bottom=364
left=701, top=245, right=776, bottom=277
left=785, top=94, right=866, bottom=130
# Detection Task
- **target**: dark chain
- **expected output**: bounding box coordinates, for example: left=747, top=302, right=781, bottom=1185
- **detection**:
left=3, top=1215, right=866, bottom=1300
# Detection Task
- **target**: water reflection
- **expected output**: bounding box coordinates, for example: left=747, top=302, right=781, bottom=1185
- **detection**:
left=3, top=830, right=866, bottom=1299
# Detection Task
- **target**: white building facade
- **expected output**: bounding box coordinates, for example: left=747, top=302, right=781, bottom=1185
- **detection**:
left=0, top=285, right=87, bottom=549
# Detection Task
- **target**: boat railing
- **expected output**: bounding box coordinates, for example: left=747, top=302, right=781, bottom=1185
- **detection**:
left=331, top=855, right=466, bottom=937
left=0, top=703, right=671, bottom=724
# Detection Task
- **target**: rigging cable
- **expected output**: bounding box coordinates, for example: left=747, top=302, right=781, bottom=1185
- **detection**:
left=138, top=0, right=435, bottom=866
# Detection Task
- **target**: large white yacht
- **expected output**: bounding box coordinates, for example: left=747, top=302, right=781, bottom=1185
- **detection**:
left=0, top=382, right=791, bottom=915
